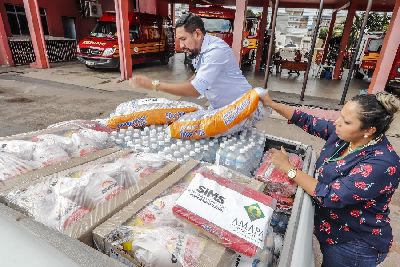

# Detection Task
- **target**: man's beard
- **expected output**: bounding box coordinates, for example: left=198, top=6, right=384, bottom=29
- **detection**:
left=185, top=48, right=200, bottom=59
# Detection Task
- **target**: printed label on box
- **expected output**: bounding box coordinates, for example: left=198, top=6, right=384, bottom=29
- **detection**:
left=175, top=174, right=273, bottom=248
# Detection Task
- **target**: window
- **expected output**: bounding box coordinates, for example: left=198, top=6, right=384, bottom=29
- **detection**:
left=90, top=21, right=117, bottom=38
left=129, top=24, right=140, bottom=40
left=202, top=18, right=233, bottom=33
left=5, top=3, right=49, bottom=35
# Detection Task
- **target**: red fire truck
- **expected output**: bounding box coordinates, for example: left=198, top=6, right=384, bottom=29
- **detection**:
left=386, top=45, right=400, bottom=96
left=77, top=12, right=174, bottom=69
left=182, top=6, right=259, bottom=67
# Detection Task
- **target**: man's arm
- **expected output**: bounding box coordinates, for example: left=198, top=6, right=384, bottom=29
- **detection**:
left=129, top=75, right=200, bottom=97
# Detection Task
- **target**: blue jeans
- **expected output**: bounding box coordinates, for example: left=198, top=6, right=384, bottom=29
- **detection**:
left=320, top=239, right=387, bottom=267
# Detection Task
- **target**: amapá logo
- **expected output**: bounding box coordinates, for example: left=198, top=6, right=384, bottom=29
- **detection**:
left=244, top=203, right=265, bottom=222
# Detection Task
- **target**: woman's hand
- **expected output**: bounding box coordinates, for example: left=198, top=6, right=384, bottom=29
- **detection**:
left=129, top=75, right=152, bottom=90
left=270, top=146, right=293, bottom=173
left=261, top=90, right=274, bottom=107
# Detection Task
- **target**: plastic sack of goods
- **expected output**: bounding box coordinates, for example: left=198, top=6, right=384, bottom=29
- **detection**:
left=106, top=98, right=203, bottom=129
left=256, top=150, right=303, bottom=197
left=6, top=153, right=168, bottom=232
left=106, top=182, right=207, bottom=267
left=0, top=128, right=109, bottom=181
left=168, top=88, right=269, bottom=140
left=173, top=169, right=276, bottom=257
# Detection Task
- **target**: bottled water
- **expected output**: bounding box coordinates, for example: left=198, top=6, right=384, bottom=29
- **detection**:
left=224, top=147, right=236, bottom=168
left=235, top=149, right=248, bottom=175
left=215, top=143, right=226, bottom=165
left=110, top=124, right=269, bottom=172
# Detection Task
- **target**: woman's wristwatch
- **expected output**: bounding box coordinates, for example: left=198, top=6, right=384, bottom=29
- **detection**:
left=287, top=168, right=297, bottom=180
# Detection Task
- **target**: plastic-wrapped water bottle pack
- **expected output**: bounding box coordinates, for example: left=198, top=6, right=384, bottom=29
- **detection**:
left=109, top=125, right=267, bottom=176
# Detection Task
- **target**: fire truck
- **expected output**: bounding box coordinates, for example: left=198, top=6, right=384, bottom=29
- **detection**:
left=77, top=12, right=175, bottom=69
left=386, top=45, right=400, bottom=96
left=355, top=32, right=384, bottom=79
left=182, top=6, right=260, bottom=67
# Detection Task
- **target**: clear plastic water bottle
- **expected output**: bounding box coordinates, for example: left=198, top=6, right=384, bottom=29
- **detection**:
left=224, top=147, right=236, bottom=169
left=236, top=149, right=248, bottom=175
left=189, top=150, right=196, bottom=160
left=201, top=145, right=211, bottom=162
left=215, top=143, right=226, bottom=165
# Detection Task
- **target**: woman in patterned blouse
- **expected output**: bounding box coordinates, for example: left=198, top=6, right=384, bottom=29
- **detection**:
left=261, top=92, right=400, bottom=267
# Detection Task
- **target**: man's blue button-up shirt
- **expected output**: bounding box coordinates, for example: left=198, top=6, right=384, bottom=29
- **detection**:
left=190, top=34, right=252, bottom=109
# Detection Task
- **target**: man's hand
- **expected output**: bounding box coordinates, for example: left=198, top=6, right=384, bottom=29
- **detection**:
left=129, top=75, right=153, bottom=90
left=270, top=146, right=293, bottom=173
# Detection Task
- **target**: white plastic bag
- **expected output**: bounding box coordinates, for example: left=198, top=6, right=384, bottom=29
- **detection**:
left=0, top=152, right=34, bottom=181
left=0, top=140, right=36, bottom=160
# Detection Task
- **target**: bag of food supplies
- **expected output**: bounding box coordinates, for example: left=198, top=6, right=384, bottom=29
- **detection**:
left=168, top=88, right=269, bottom=140
left=107, top=98, right=203, bottom=129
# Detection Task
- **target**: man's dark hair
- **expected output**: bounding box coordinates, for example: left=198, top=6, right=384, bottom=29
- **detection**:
left=176, top=13, right=206, bottom=34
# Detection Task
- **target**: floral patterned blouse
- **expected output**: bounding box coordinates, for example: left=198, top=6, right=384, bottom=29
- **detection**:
left=289, top=110, right=400, bottom=253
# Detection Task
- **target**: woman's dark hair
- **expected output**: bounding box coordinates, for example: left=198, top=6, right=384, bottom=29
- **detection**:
left=176, top=13, right=206, bottom=35
left=351, top=92, right=400, bottom=136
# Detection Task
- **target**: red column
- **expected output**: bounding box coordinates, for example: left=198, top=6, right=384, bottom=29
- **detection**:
left=333, top=1, right=357, bottom=80
left=232, top=0, right=248, bottom=64
left=23, top=0, right=49, bottom=68
left=369, top=0, right=400, bottom=94
left=171, top=3, right=176, bottom=27
left=156, top=0, right=169, bottom=17
left=322, top=11, right=337, bottom=64
left=0, top=13, right=14, bottom=66
left=115, top=0, right=132, bottom=80
left=255, top=0, right=269, bottom=71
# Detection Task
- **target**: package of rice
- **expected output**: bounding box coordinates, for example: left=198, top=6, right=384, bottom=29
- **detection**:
left=107, top=98, right=203, bottom=129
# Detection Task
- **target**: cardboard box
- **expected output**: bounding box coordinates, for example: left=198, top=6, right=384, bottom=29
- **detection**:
left=93, top=161, right=265, bottom=267
left=4, top=150, right=180, bottom=246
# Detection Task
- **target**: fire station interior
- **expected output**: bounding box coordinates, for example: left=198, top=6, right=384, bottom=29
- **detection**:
left=0, top=0, right=399, bottom=104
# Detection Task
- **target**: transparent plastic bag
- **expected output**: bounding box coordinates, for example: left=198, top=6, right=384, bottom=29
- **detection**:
left=6, top=152, right=170, bottom=233
left=70, top=129, right=109, bottom=157
left=33, top=194, right=91, bottom=231
left=168, top=88, right=269, bottom=140
left=107, top=98, right=203, bottom=129
left=32, top=142, right=70, bottom=167
left=0, top=152, right=35, bottom=181
left=108, top=226, right=206, bottom=267
left=256, top=150, right=303, bottom=197
left=0, top=140, right=36, bottom=160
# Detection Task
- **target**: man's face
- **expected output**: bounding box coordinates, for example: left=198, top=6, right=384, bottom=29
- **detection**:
left=176, top=27, right=203, bottom=57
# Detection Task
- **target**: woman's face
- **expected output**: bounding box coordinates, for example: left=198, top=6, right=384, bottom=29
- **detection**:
left=334, top=101, right=368, bottom=142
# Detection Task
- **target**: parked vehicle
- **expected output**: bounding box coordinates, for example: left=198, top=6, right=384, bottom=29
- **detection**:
left=77, top=12, right=174, bottom=69
left=182, top=6, right=260, bottom=68
left=355, top=32, right=384, bottom=79
left=385, top=45, right=400, bottom=96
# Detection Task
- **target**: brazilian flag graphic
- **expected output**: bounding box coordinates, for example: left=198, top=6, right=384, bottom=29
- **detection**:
left=244, top=203, right=265, bottom=222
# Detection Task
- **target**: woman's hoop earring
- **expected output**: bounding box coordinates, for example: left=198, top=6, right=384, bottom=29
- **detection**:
left=364, top=134, right=368, bottom=138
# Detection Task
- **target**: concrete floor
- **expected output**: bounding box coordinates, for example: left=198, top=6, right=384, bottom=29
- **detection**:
left=0, top=53, right=399, bottom=266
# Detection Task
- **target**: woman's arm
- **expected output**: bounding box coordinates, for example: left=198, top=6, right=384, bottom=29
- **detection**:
left=271, top=148, right=399, bottom=209
left=261, top=91, right=335, bottom=141
left=261, top=91, right=295, bottom=120
left=271, top=147, right=318, bottom=196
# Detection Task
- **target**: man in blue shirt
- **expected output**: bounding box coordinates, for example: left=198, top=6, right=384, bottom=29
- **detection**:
left=130, top=13, right=252, bottom=109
